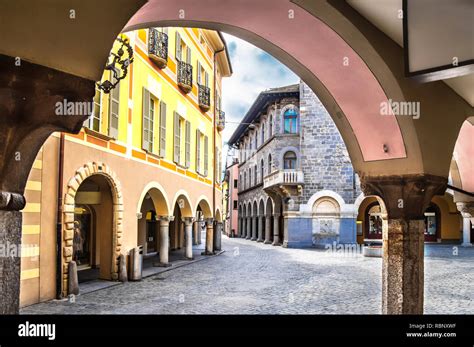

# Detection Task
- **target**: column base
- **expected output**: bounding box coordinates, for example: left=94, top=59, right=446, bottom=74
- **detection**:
left=263, top=240, right=272, bottom=244
left=251, top=237, right=257, bottom=241
left=272, top=242, right=281, bottom=246
left=257, top=239, right=263, bottom=242
left=185, top=256, right=194, bottom=260
left=153, top=262, right=172, bottom=268
left=246, top=236, right=251, bottom=240
left=462, top=243, right=472, bottom=247
left=201, top=251, right=215, bottom=256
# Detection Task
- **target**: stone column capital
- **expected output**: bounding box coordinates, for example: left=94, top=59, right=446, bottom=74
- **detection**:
left=0, top=191, right=26, bottom=211
left=182, top=217, right=195, bottom=225
left=360, top=174, right=447, bottom=219
left=456, top=202, right=474, bottom=218
left=205, top=218, right=214, bottom=226
left=159, top=216, right=175, bottom=225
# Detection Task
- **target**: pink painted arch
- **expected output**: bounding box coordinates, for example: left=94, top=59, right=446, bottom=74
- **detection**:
left=123, top=0, right=406, bottom=163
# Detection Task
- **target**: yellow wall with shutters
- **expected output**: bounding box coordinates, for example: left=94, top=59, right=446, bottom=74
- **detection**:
left=89, top=27, right=226, bottom=179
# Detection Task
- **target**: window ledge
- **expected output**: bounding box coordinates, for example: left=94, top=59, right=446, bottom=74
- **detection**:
left=84, top=127, right=115, bottom=141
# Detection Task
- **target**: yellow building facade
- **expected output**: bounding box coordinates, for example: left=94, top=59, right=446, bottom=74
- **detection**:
left=19, top=27, right=232, bottom=307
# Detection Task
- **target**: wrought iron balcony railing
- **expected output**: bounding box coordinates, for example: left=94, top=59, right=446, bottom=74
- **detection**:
left=148, top=28, right=168, bottom=69
left=263, top=169, right=304, bottom=189
left=217, top=109, right=225, bottom=131
left=198, top=84, right=210, bottom=111
left=177, top=60, right=193, bottom=93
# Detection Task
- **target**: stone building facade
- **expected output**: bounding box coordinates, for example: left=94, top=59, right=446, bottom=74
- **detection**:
left=228, top=81, right=360, bottom=248
left=228, top=81, right=464, bottom=250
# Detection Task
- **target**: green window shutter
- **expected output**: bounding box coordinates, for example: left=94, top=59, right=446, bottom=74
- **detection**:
left=159, top=101, right=167, bottom=157
left=142, top=87, right=150, bottom=151
left=173, top=111, right=180, bottom=164
left=204, top=135, right=209, bottom=177
left=185, top=120, right=191, bottom=168
left=176, top=31, right=182, bottom=61
left=108, top=81, right=120, bottom=138
left=186, top=46, right=191, bottom=65
left=196, top=129, right=201, bottom=173
left=197, top=61, right=201, bottom=85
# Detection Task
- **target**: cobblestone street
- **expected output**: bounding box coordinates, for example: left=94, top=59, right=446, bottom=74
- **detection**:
left=22, top=237, right=474, bottom=315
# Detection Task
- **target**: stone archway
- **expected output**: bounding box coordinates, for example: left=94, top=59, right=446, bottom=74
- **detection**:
left=62, top=162, right=123, bottom=296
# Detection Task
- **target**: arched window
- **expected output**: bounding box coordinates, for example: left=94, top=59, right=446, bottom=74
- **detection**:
left=269, top=115, right=273, bottom=137
left=284, top=107, right=298, bottom=134
left=268, top=154, right=272, bottom=174
left=260, top=159, right=264, bottom=182
left=261, top=122, right=265, bottom=144
left=283, top=151, right=297, bottom=170
left=244, top=171, right=247, bottom=190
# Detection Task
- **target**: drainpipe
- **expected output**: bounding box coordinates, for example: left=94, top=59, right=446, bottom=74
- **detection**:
left=55, top=133, right=65, bottom=298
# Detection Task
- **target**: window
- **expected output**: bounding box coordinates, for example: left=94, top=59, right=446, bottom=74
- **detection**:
left=260, top=159, right=264, bottom=182
left=159, top=101, right=167, bottom=157
left=261, top=122, right=265, bottom=144
left=185, top=120, right=191, bottom=168
left=233, top=200, right=238, bottom=210
left=234, top=179, right=238, bottom=189
left=197, top=61, right=209, bottom=87
left=269, top=114, right=273, bottom=137
left=142, top=88, right=155, bottom=153
left=204, top=135, right=209, bottom=176
left=283, top=151, right=297, bottom=170
left=108, top=78, right=120, bottom=138
left=254, top=165, right=257, bottom=185
left=244, top=171, right=247, bottom=190
left=173, top=112, right=190, bottom=167
left=196, top=129, right=206, bottom=174
left=86, top=87, right=101, bottom=132
left=284, top=107, right=298, bottom=134
left=268, top=154, right=272, bottom=174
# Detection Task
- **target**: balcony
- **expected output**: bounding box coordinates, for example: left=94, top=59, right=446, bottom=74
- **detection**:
left=198, top=84, right=210, bottom=111
left=263, top=169, right=304, bottom=190
left=217, top=110, right=225, bottom=131
left=177, top=60, right=193, bottom=93
left=148, top=28, right=168, bottom=69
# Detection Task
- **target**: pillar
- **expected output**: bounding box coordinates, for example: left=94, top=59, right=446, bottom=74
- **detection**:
left=251, top=216, right=257, bottom=241
left=0, top=56, right=95, bottom=314
left=457, top=202, right=474, bottom=247
left=257, top=215, right=264, bottom=242
left=155, top=216, right=174, bottom=267
left=0, top=193, right=25, bottom=314
left=272, top=214, right=281, bottom=246
left=238, top=217, right=242, bottom=237
left=203, top=218, right=214, bottom=255
left=183, top=217, right=194, bottom=259
left=246, top=217, right=251, bottom=239
left=214, top=222, right=222, bottom=252
left=264, top=215, right=272, bottom=244
left=192, top=221, right=199, bottom=245
left=362, top=174, right=446, bottom=314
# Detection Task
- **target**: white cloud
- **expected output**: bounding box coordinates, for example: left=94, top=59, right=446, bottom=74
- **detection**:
left=221, top=34, right=298, bottom=168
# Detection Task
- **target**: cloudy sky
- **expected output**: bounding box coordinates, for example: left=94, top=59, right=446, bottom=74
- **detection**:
left=221, top=34, right=299, bottom=166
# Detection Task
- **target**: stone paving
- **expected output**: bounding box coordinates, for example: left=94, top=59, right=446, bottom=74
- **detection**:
left=21, top=237, right=474, bottom=314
